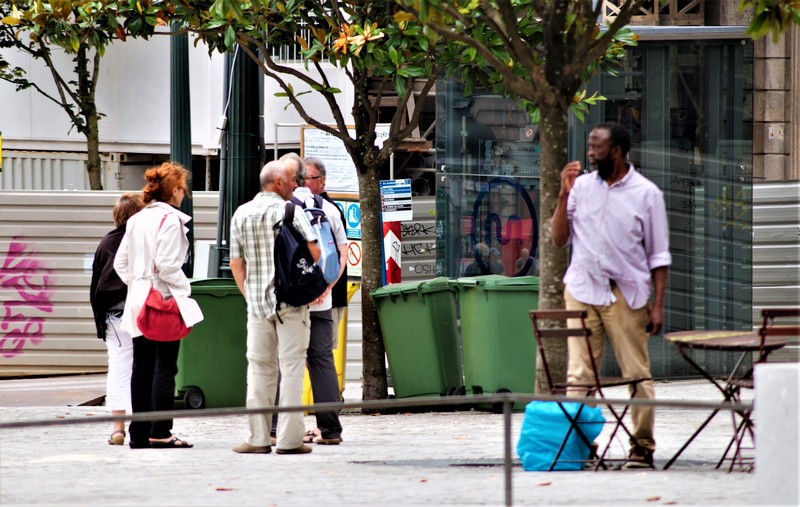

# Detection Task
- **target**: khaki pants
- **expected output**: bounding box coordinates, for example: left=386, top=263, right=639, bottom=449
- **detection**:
left=245, top=305, right=310, bottom=449
left=564, top=288, right=656, bottom=451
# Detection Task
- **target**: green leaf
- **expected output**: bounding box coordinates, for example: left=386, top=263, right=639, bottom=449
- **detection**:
left=224, top=24, right=235, bottom=49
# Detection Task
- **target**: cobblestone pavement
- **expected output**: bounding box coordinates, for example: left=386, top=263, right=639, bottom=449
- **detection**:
left=0, top=377, right=761, bottom=506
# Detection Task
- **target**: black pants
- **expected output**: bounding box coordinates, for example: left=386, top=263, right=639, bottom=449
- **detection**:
left=272, top=310, right=342, bottom=439
left=307, top=310, right=342, bottom=438
left=129, top=336, right=180, bottom=445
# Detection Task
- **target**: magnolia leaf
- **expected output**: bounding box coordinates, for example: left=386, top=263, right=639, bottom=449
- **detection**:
left=388, top=45, right=399, bottom=66
left=224, top=25, right=235, bottom=49
left=1, top=16, right=21, bottom=26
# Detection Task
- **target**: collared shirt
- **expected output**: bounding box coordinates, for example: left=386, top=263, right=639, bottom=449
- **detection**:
left=230, top=191, right=316, bottom=319
left=293, top=187, right=348, bottom=311
left=564, top=166, right=672, bottom=309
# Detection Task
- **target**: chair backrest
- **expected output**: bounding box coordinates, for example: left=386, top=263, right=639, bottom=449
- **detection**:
left=758, top=308, right=800, bottom=357
left=529, top=310, right=596, bottom=394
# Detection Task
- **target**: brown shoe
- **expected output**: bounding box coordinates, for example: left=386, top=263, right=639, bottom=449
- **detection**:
left=622, top=445, right=654, bottom=469
left=233, top=442, right=271, bottom=454
left=276, top=444, right=312, bottom=455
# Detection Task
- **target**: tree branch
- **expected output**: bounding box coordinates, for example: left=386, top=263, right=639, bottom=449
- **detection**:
left=237, top=36, right=356, bottom=149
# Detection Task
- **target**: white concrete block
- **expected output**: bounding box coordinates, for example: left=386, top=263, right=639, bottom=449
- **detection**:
left=755, top=363, right=800, bottom=505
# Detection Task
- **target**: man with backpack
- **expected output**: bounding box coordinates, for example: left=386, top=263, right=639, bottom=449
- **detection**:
left=283, top=153, right=347, bottom=445
left=229, top=159, right=320, bottom=455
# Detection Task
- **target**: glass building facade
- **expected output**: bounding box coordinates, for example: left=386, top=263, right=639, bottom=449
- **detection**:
left=435, top=38, right=754, bottom=377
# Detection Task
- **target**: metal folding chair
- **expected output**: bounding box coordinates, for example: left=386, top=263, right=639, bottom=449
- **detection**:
left=530, top=309, right=651, bottom=470
left=721, top=308, right=799, bottom=471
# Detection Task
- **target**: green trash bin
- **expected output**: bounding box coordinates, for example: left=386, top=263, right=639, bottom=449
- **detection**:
left=454, top=275, right=539, bottom=410
left=371, top=278, right=463, bottom=398
left=175, top=278, right=248, bottom=409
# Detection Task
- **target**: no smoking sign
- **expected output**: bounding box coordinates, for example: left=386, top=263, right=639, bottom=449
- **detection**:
left=347, top=240, right=362, bottom=277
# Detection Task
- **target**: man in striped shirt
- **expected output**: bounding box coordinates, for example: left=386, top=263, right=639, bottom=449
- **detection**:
left=229, top=159, right=320, bottom=455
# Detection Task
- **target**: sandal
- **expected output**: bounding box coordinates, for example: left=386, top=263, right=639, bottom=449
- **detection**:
left=108, top=430, right=126, bottom=445
left=302, top=429, right=319, bottom=444
left=149, top=437, right=193, bottom=449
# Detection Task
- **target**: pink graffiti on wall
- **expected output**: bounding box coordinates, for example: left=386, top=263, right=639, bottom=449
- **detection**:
left=0, top=238, right=53, bottom=357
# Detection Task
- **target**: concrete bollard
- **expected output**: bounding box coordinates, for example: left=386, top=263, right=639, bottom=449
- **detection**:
left=755, top=362, right=800, bottom=505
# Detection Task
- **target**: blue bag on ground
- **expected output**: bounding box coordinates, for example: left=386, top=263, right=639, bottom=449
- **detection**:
left=516, top=400, right=606, bottom=471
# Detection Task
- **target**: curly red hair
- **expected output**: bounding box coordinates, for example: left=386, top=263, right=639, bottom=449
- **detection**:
left=142, top=162, right=190, bottom=204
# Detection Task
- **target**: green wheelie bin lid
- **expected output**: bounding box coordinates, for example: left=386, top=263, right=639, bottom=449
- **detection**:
left=370, top=277, right=456, bottom=301
left=190, top=278, right=240, bottom=296
left=452, top=274, right=539, bottom=290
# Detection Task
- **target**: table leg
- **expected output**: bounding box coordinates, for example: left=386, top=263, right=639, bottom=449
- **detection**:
left=663, top=408, right=721, bottom=470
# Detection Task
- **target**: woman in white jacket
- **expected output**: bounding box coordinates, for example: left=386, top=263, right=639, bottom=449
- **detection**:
left=114, top=162, right=203, bottom=449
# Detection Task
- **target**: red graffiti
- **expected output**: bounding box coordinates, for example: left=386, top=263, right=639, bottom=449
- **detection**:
left=0, top=239, right=53, bottom=357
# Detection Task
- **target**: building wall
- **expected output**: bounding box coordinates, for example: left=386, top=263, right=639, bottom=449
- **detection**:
left=753, top=27, right=798, bottom=181
left=752, top=181, right=800, bottom=361
left=0, top=32, right=352, bottom=158
left=0, top=190, right=220, bottom=377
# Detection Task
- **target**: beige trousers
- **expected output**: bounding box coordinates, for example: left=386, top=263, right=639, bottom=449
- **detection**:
left=245, top=305, right=310, bottom=450
left=564, top=288, right=656, bottom=451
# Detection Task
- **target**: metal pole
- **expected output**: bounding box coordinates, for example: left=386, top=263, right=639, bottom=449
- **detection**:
left=503, top=397, right=513, bottom=506
left=214, top=51, right=231, bottom=278
left=170, top=21, right=193, bottom=277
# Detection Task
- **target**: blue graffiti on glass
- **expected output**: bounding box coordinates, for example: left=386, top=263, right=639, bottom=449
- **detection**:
left=470, top=177, right=538, bottom=277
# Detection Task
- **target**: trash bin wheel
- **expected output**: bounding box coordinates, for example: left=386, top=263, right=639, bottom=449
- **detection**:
left=183, top=387, right=205, bottom=409
left=491, top=388, right=512, bottom=414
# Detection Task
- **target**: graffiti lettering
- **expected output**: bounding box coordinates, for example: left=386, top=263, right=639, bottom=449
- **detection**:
left=409, top=263, right=436, bottom=274
left=402, top=243, right=436, bottom=257
left=0, top=239, right=53, bottom=357
left=401, top=222, right=436, bottom=238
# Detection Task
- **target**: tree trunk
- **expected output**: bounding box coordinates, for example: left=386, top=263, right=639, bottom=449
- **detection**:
left=85, top=103, right=102, bottom=190
left=357, top=160, right=389, bottom=401
left=77, top=46, right=103, bottom=190
left=534, top=106, right=571, bottom=392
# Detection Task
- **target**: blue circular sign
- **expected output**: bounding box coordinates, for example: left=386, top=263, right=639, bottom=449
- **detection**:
left=347, top=204, right=361, bottom=228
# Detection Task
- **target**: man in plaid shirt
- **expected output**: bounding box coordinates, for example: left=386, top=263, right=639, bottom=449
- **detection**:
left=229, top=159, right=320, bottom=455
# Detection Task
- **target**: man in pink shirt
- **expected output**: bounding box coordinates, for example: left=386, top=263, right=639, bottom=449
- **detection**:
left=551, top=122, right=671, bottom=469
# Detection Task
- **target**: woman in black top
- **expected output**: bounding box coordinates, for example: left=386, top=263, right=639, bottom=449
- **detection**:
left=90, top=193, right=144, bottom=445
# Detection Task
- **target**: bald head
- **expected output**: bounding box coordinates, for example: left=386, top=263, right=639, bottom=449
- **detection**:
left=260, top=159, right=298, bottom=199
left=260, top=160, right=285, bottom=188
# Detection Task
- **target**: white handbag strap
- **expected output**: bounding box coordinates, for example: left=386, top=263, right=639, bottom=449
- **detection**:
left=150, top=213, right=171, bottom=281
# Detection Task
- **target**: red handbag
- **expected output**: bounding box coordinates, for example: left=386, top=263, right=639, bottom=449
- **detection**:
left=136, top=214, right=192, bottom=342
left=137, top=285, right=191, bottom=341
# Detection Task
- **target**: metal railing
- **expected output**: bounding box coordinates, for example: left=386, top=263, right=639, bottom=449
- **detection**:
left=0, top=393, right=751, bottom=506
